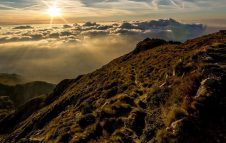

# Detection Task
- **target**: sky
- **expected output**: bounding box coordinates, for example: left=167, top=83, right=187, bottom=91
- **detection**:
left=0, top=0, right=226, bottom=26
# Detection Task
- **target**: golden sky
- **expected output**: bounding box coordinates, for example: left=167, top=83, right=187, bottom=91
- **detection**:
left=0, top=0, right=226, bottom=25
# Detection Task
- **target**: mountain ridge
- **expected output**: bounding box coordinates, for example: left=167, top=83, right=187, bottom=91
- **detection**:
left=0, top=31, right=226, bottom=143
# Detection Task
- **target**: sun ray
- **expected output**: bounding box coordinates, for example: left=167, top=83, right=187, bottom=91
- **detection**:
left=50, top=16, right=54, bottom=27
left=59, top=16, right=69, bottom=24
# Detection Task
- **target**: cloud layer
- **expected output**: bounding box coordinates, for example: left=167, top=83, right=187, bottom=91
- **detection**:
left=0, top=19, right=206, bottom=43
left=0, top=19, right=207, bottom=83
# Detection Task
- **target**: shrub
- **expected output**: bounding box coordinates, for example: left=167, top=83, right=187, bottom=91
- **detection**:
left=147, top=88, right=169, bottom=108
left=102, top=118, right=124, bottom=134
left=126, top=109, right=146, bottom=136
left=78, top=114, right=96, bottom=129
left=164, top=107, right=188, bottom=126
left=111, top=128, right=135, bottom=143
left=105, top=86, right=118, bottom=98
left=152, top=129, right=177, bottom=143
left=80, top=102, right=94, bottom=114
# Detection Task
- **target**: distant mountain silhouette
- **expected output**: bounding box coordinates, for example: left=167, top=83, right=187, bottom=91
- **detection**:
left=0, top=31, right=226, bottom=143
left=0, top=73, right=25, bottom=86
left=0, top=81, right=55, bottom=107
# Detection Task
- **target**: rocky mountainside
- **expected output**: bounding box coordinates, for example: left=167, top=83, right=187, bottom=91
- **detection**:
left=0, top=31, right=226, bottom=143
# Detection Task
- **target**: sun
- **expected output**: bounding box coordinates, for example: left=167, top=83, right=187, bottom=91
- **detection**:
left=48, top=6, right=61, bottom=17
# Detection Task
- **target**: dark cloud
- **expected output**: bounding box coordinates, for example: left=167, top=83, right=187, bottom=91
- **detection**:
left=83, top=22, right=99, bottom=27
left=119, top=22, right=138, bottom=29
left=63, top=25, right=72, bottom=29
left=49, top=32, right=60, bottom=39
left=96, top=25, right=113, bottom=30
left=13, top=25, right=33, bottom=29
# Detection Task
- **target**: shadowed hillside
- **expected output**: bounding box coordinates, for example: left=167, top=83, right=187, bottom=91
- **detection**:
left=0, top=81, right=56, bottom=107
left=0, top=31, right=226, bottom=143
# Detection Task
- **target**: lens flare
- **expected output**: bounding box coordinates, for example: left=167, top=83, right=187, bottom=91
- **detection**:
left=48, top=6, right=61, bottom=17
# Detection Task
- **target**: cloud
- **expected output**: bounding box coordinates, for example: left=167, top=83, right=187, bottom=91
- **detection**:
left=0, top=19, right=206, bottom=43
left=83, top=22, right=99, bottom=27
left=13, top=25, right=33, bottom=29
left=63, top=24, right=72, bottom=29
left=79, top=0, right=119, bottom=7
left=0, top=19, right=209, bottom=83
left=128, top=0, right=226, bottom=8
left=0, top=37, right=134, bottom=83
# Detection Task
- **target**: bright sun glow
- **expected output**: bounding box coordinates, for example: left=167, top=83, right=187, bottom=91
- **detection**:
left=48, top=6, right=61, bottom=17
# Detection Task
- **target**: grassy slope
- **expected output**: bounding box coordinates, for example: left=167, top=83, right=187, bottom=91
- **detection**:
left=0, top=32, right=226, bottom=143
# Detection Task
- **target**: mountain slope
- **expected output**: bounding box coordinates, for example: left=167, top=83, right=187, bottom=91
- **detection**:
left=0, top=96, right=14, bottom=119
left=0, top=31, right=226, bottom=143
left=0, top=81, right=55, bottom=119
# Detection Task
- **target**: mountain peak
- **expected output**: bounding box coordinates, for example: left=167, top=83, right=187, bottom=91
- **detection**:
left=133, top=38, right=167, bottom=53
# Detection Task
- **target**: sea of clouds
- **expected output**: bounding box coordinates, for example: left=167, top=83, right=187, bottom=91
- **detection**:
left=0, top=19, right=208, bottom=83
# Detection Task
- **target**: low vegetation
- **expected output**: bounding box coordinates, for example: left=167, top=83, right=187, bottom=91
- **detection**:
left=0, top=31, right=226, bottom=143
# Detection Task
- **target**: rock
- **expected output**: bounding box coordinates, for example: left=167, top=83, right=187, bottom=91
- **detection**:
left=167, top=118, right=190, bottom=135
left=194, top=78, right=220, bottom=99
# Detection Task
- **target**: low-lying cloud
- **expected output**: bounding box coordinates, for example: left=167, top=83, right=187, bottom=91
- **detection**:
left=0, top=37, right=134, bottom=83
left=0, top=19, right=208, bottom=83
left=0, top=19, right=206, bottom=44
